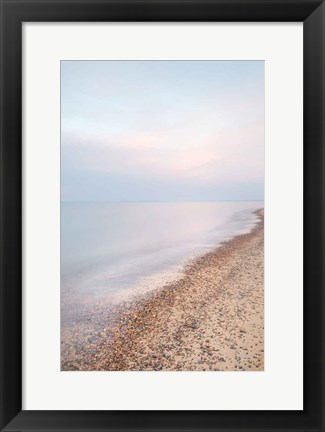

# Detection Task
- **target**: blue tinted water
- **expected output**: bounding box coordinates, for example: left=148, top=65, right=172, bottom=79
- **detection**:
left=61, top=201, right=262, bottom=300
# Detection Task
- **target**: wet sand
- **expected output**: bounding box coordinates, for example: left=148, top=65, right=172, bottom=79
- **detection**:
left=62, top=209, right=264, bottom=371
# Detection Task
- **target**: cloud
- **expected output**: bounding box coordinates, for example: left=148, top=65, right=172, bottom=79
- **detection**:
left=61, top=61, right=264, bottom=201
left=62, top=121, right=263, bottom=186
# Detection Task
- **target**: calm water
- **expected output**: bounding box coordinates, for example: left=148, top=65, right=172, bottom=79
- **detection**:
left=61, top=201, right=262, bottom=301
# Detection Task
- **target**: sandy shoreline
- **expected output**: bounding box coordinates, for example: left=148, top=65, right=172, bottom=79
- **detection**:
left=62, top=209, right=264, bottom=371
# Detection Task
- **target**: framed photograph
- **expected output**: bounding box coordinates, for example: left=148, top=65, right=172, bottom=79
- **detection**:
left=0, top=0, right=324, bottom=431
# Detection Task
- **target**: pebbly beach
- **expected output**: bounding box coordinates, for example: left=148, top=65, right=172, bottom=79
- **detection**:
left=61, top=209, right=264, bottom=372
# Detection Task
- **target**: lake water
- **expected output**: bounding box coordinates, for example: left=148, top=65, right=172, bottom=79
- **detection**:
left=61, top=201, right=262, bottom=303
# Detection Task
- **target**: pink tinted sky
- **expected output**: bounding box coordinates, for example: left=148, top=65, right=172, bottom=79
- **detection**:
left=61, top=60, right=264, bottom=202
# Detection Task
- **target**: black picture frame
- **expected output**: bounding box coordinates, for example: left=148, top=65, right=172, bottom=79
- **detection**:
left=0, top=0, right=324, bottom=431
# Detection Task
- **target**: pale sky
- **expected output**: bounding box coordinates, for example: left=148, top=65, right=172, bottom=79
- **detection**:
left=61, top=61, right=264, bottom=202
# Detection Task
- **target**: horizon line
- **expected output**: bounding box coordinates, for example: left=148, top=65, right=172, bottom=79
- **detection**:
left=61, top=199, right=264, bottom=203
